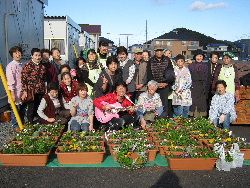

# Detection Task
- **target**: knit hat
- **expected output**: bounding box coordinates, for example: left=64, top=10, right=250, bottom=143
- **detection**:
left=193, top=49, right=205, bottom=60
left=223, top=52, right=235, bottom=59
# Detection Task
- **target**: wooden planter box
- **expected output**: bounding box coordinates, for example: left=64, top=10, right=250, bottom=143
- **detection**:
left=240, top=149, right=250, bottom=160
left=0, top=152, right=50, bottom=166
left=168, top=158, right=217, bottom=170
left=56, top=148, right=106, bottom=164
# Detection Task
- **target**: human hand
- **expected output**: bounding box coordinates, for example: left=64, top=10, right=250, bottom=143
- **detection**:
left=47, top=118, right=56, bottom=123
left=103, top=105, right=112, bottom=111
left=136, top=84, right=144, bottom=90
left=141, top=118, right=147, bottom=130
left=219, top=114, right=226, bottom=124
left=21, top=91, right=27, bottom=101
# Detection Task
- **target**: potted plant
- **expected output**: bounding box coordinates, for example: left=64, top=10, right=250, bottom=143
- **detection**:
left=167, top=147, right=218, bottom=170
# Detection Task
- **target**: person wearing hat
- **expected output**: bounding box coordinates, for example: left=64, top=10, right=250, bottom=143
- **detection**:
left=133, top=48, right=148, bottom=99
left=212, top=52, right=240, bottom=101
left=188, top=49, right=209, bottom=117
left=97, top=41, right=110, bottom=69
left=147, top=46, right=175, bottom=117
left=172, top=54, right=192, bottom=118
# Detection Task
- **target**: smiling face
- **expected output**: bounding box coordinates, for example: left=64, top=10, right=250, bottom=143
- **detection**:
left=148, top=84, right=157, bottom=95
left=134, top=53, right=143, bottom=62
left=195, top=54, right=204, bottom=63
left=108, top=61, right=118, bottom=73
left=155, top=50, right=163, bottom=59
left=164, top=50, right=172, bottom=58
left=88, top=52, right=97, bottom=62
left=216, top=83, right=226, bottom=95
left=117, top=52, right=127, bottom=62
left=100, top=45, right=108, bottom=55
left=52, top=49, right=61, bottom=60
left=62, top=74, right=72, bottom=86
left=12, top=50, right=22, bottom=62
left=32, top=52, right=41, bottom=64
left=116, top=85, right=126, bottom=97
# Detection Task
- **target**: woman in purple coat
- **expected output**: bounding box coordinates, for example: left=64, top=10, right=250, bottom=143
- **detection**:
left=188, top=49, right=209, bottom=117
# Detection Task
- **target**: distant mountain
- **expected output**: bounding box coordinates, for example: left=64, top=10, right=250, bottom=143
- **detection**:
left=145, top=28, right=232, bottom=48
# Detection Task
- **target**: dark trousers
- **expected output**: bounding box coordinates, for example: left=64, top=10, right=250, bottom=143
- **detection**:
left=108, top=114, right=136, bottom=131
left=26, top=93, right=43, bottom=124
left=158, top=87, right=169, bottom=117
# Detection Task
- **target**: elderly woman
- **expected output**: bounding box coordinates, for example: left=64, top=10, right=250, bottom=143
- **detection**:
left=209, top=80, right=237, bottom=129
left=136, top=80, right=163, bottom=129
left=212, top=52, right=240, bottom=101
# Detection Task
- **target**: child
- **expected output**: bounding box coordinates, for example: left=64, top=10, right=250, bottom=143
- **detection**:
left=68, top=83, right=94, bottom=131
left=75, top=57, right=94, bottom=87
left=37, top=83, right=67, bottom=125
left=172, top=54, right=192, bottom=118
left=209, top=80, right=237, bottom=129
left=6, top=46, right=25, bottom=129
left=21, top=48, right=46, bottom=124
left=60, top=72, right=78, bottom=111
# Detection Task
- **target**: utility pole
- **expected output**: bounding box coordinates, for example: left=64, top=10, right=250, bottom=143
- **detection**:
left=119, top=34, right=133, bottom=49
left=146, top=20, right=148, bottom=43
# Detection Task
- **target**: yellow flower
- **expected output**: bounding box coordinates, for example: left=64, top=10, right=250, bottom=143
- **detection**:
left=127, top=152, right=132, bottom=157
left=209, top=139, right=215, bottom=144
left=204, top=134, right=208, bottom=137
left=199, top=134, right=204, bottom=137
left=226, top=138, right=232, bottom=142
left=91, top=146, right=97, bottom=150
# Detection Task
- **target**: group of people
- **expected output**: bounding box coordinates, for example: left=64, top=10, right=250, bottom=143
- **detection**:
left=6, top=41, right=239, bottom=131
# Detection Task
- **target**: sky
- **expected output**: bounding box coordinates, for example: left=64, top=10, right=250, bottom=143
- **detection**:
left=45, top=0, right=250, bottom=46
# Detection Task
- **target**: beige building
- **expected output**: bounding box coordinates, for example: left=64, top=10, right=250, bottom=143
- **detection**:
left=144, top=39, right=202, bottom=59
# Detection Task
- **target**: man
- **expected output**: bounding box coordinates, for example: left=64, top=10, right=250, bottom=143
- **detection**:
left=137, top=80, right=163, bottom=129
left=133, top=48, right=148, bottom=99
left=98, top=41, right=110, bottom=69
left=147, top=46, right=175, bottom=117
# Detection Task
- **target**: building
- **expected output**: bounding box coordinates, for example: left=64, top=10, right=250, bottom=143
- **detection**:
left=144, top=39, right=201, bottom=59
left=44, top=15, right=81, bottom=67
left=234, top=39, right=250, bottom=60
left=79, top=31, right=95, bottom=50
left=79, top=24, right=101, bottom=51
left=206, top=43, right=228, bottom=58
left=0, top=0, right=47, bottom=110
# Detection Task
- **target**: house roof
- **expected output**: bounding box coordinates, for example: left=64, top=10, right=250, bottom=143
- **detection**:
left=44, top=16, right=66, bottom=19
left=79, top=24, right=101, bottom=34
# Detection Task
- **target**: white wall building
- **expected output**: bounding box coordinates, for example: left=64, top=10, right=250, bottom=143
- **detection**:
left=44, top=15, right=81, bottom=67
left=0, top=0, right=47, bottom=110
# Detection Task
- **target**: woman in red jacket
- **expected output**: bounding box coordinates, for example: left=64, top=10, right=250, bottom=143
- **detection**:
left=93, top=82, right=135, bottom=130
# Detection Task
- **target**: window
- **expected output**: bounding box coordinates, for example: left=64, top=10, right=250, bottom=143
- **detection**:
left=44, top=39, right=50, bottom=49
left=182, top=51, right=186, bottom=55
left=182, top=41, right=187, bottom=46
left=51, top=39, right=65, bottom=55
left=167, top=41, right=171, bottom=46
left=155, top=41, right=160, bottom=45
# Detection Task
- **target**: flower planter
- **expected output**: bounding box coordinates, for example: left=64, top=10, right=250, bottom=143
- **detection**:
left=168, top=158, right=217, bottom=170
left=55, top=147, right=106, bottom=164
left=0, top=152, right=50, bottom=166
left=148, top=149, right=158, bottom=161
left=240, top=149, right=250, bottom=160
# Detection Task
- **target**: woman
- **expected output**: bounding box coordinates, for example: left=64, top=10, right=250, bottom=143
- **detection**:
left=137, top=80, right=163, bottom=129
left=75, top=57, right=94, bottom=86
left=188, top=49, right=209, bottom=117
left=21, top=48, right=46, bottom=124
left=93, top=56, right=122, bottom=98
left=86, top=49, right=102, bottom=96
left=209, top=80, right=237, bottom=129
left=93, top=82, right=135, bottom=130
left=212, top=52, right=240, bottom=102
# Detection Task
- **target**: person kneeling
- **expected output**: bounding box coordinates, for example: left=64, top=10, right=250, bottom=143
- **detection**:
left=37, top=83, right=68, bottom=124
left=209, top=80, right=237, bottom=129
left=137, top=80, right=163, bottom=129
left=68, top=83, right=94, bottom=131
